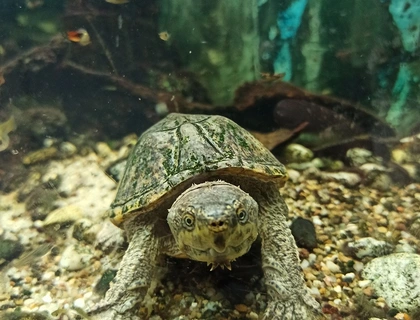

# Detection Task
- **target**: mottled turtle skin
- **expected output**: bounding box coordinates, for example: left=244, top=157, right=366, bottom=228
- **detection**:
left=90, top=113, right=322, bottom=320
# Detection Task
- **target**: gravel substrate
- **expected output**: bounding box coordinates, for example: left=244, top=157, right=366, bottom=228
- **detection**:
left=0, top=143, right=419, bottom=320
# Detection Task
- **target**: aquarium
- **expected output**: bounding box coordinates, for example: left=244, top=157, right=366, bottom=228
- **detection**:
left=0, top=0, right=419, bottom=319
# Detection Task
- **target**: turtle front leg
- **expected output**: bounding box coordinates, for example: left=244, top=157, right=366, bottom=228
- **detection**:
left=258, top=189, right=322, bottom=320
left=89, top=221, right=160, bottom=320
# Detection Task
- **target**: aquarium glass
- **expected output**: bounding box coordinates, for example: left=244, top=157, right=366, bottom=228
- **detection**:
left=0, top=1, right=419, bottom=319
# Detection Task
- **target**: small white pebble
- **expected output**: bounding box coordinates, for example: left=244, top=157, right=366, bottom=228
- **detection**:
left=313, top=280, right=323, bottom=288
left=74, top=298, right=85, bottom=309
left=301, top=259, right=310, bottom=269
left=287, top=169, right=300, bottom=183
left=42, top=271, right=55, bottom=281
left=312, top=216, right=323, bottom=226
left=190, top=302, right=197, bottom=309
left=333, top=298, right=342, bottom=305
left=358, top=280, right=371, bottom=288
left=326, top=260, right=340, bottom=273
left=42, top=292, right=52, bottom=303
left=83, top=291, right=93, bottom=299
left=373, top=204, right=384, bottom=215
left=353, top=261, right=364, bottom=273
left=310, top=287, right=321, bottom=296
left=333, top=285, right=342, bottom=293
left=249, top=311, right=259, bottom=319
left=308, top=253, right=317, bottom=264
left=23, top=298, right=35, bottom=306
left=342, top=272, right=355, bottom=282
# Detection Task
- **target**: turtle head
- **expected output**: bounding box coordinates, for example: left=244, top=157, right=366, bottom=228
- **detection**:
left=167, top=181, right=259, bottom=270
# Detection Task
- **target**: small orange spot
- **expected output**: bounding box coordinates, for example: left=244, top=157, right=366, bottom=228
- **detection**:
left=67, top=28, right=90, bottom=46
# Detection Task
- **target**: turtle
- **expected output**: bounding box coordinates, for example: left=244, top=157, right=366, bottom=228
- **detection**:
left=89, top=113, right=322, bottom=319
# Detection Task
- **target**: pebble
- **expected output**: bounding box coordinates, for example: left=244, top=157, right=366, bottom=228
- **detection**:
left=43, top=205, right=83, bottom=228
left=60, top=142, right=77, bottom=157
left=353, top=261, right=364, bottom=273
left=234, top=304, right=248, bottom=313
left=42, top=293, right=52, bottom=303
left=342, top=272, right=355, bottom=283
left=59, top=243, right=93, bottom=271
left=357, top=280, right=371, bottom=288
left=72, top=218, right=94, bottom=243
left=325, top=260, right=341, bottom=273
left=0, top=239, right=24, bottom=262
left=283, top=143, right=314, bottom=163
left=22, top=147, right=59, bottom=165
left=73, top=297, right=85, bottom=309
left=344, top=237, right=394, bottom=259
left=290, top=217, right=317, bottom=250
left=346, top=148, right=381, bottom=166
left=318, top=171, right=362, bottom=187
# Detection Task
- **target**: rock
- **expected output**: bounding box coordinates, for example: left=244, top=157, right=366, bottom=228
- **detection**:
left=290, top=217, right=317, bottom=250
left=59, top=142, right=77, bottom=157
left=362, top=253, right=420, bottom=312
left=346, top=148, right=381, bottom=167
left=369, top=173, right=393, bottom=192
left=283, top=143, right=314, bottom=163
left=0, top=239, right=24, bottom=262
left=72, top=219, right=94, bottom=243
left=401, top=163, right=420, bottom=182
left=325, top=260, right=341, bottom=274
left=343, top=237, right=394, bottom=259
left=43, top=205, right=83, bottom=234
left=288, top=158, right=327, bottom=171
left=318, top=171, right=362, bottom=188
left=59, top=243, right=93, bottom=271
left=342, top=272, right=355, bottom=283
left=22, top=147, right=59, bottom=165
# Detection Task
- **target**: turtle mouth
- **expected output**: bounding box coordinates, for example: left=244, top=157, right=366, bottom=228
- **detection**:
left=182, top=234, right=255, bottom=270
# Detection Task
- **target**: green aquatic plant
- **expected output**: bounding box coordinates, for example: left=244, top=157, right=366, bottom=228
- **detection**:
left=353, top=293, right=387, bottom=319
left=0, top=116, right=16, bottom=152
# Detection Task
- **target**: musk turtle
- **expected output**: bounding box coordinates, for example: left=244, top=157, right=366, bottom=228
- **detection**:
left=90, top=113, right=321, bottom=319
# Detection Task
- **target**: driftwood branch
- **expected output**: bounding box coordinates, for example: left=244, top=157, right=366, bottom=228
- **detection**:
left=61, top=60, right=214, bottom=112
left=0, top=35, right=68, bottom=76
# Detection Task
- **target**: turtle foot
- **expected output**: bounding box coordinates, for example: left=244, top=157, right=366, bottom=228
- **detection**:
left=262, top=299, right=323, bottom=320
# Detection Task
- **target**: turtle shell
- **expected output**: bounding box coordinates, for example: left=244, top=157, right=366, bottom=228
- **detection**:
left=109, top=113, right=287, bottom=226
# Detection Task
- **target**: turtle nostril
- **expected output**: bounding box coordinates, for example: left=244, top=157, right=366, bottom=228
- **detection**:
left=209, top=219, right=227, bottom=231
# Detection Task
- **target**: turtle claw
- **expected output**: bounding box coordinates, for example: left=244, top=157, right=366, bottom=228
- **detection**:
left=208, top=260, right=232, bottom=271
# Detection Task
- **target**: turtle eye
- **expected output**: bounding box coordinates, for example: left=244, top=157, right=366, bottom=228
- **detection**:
left=237, top=208, right=248, bottom=222
left=183, top=214, right=195, bottom=229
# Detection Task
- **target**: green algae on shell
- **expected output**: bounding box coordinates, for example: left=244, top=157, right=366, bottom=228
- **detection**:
left=109, top=113, right=288, bottom=226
